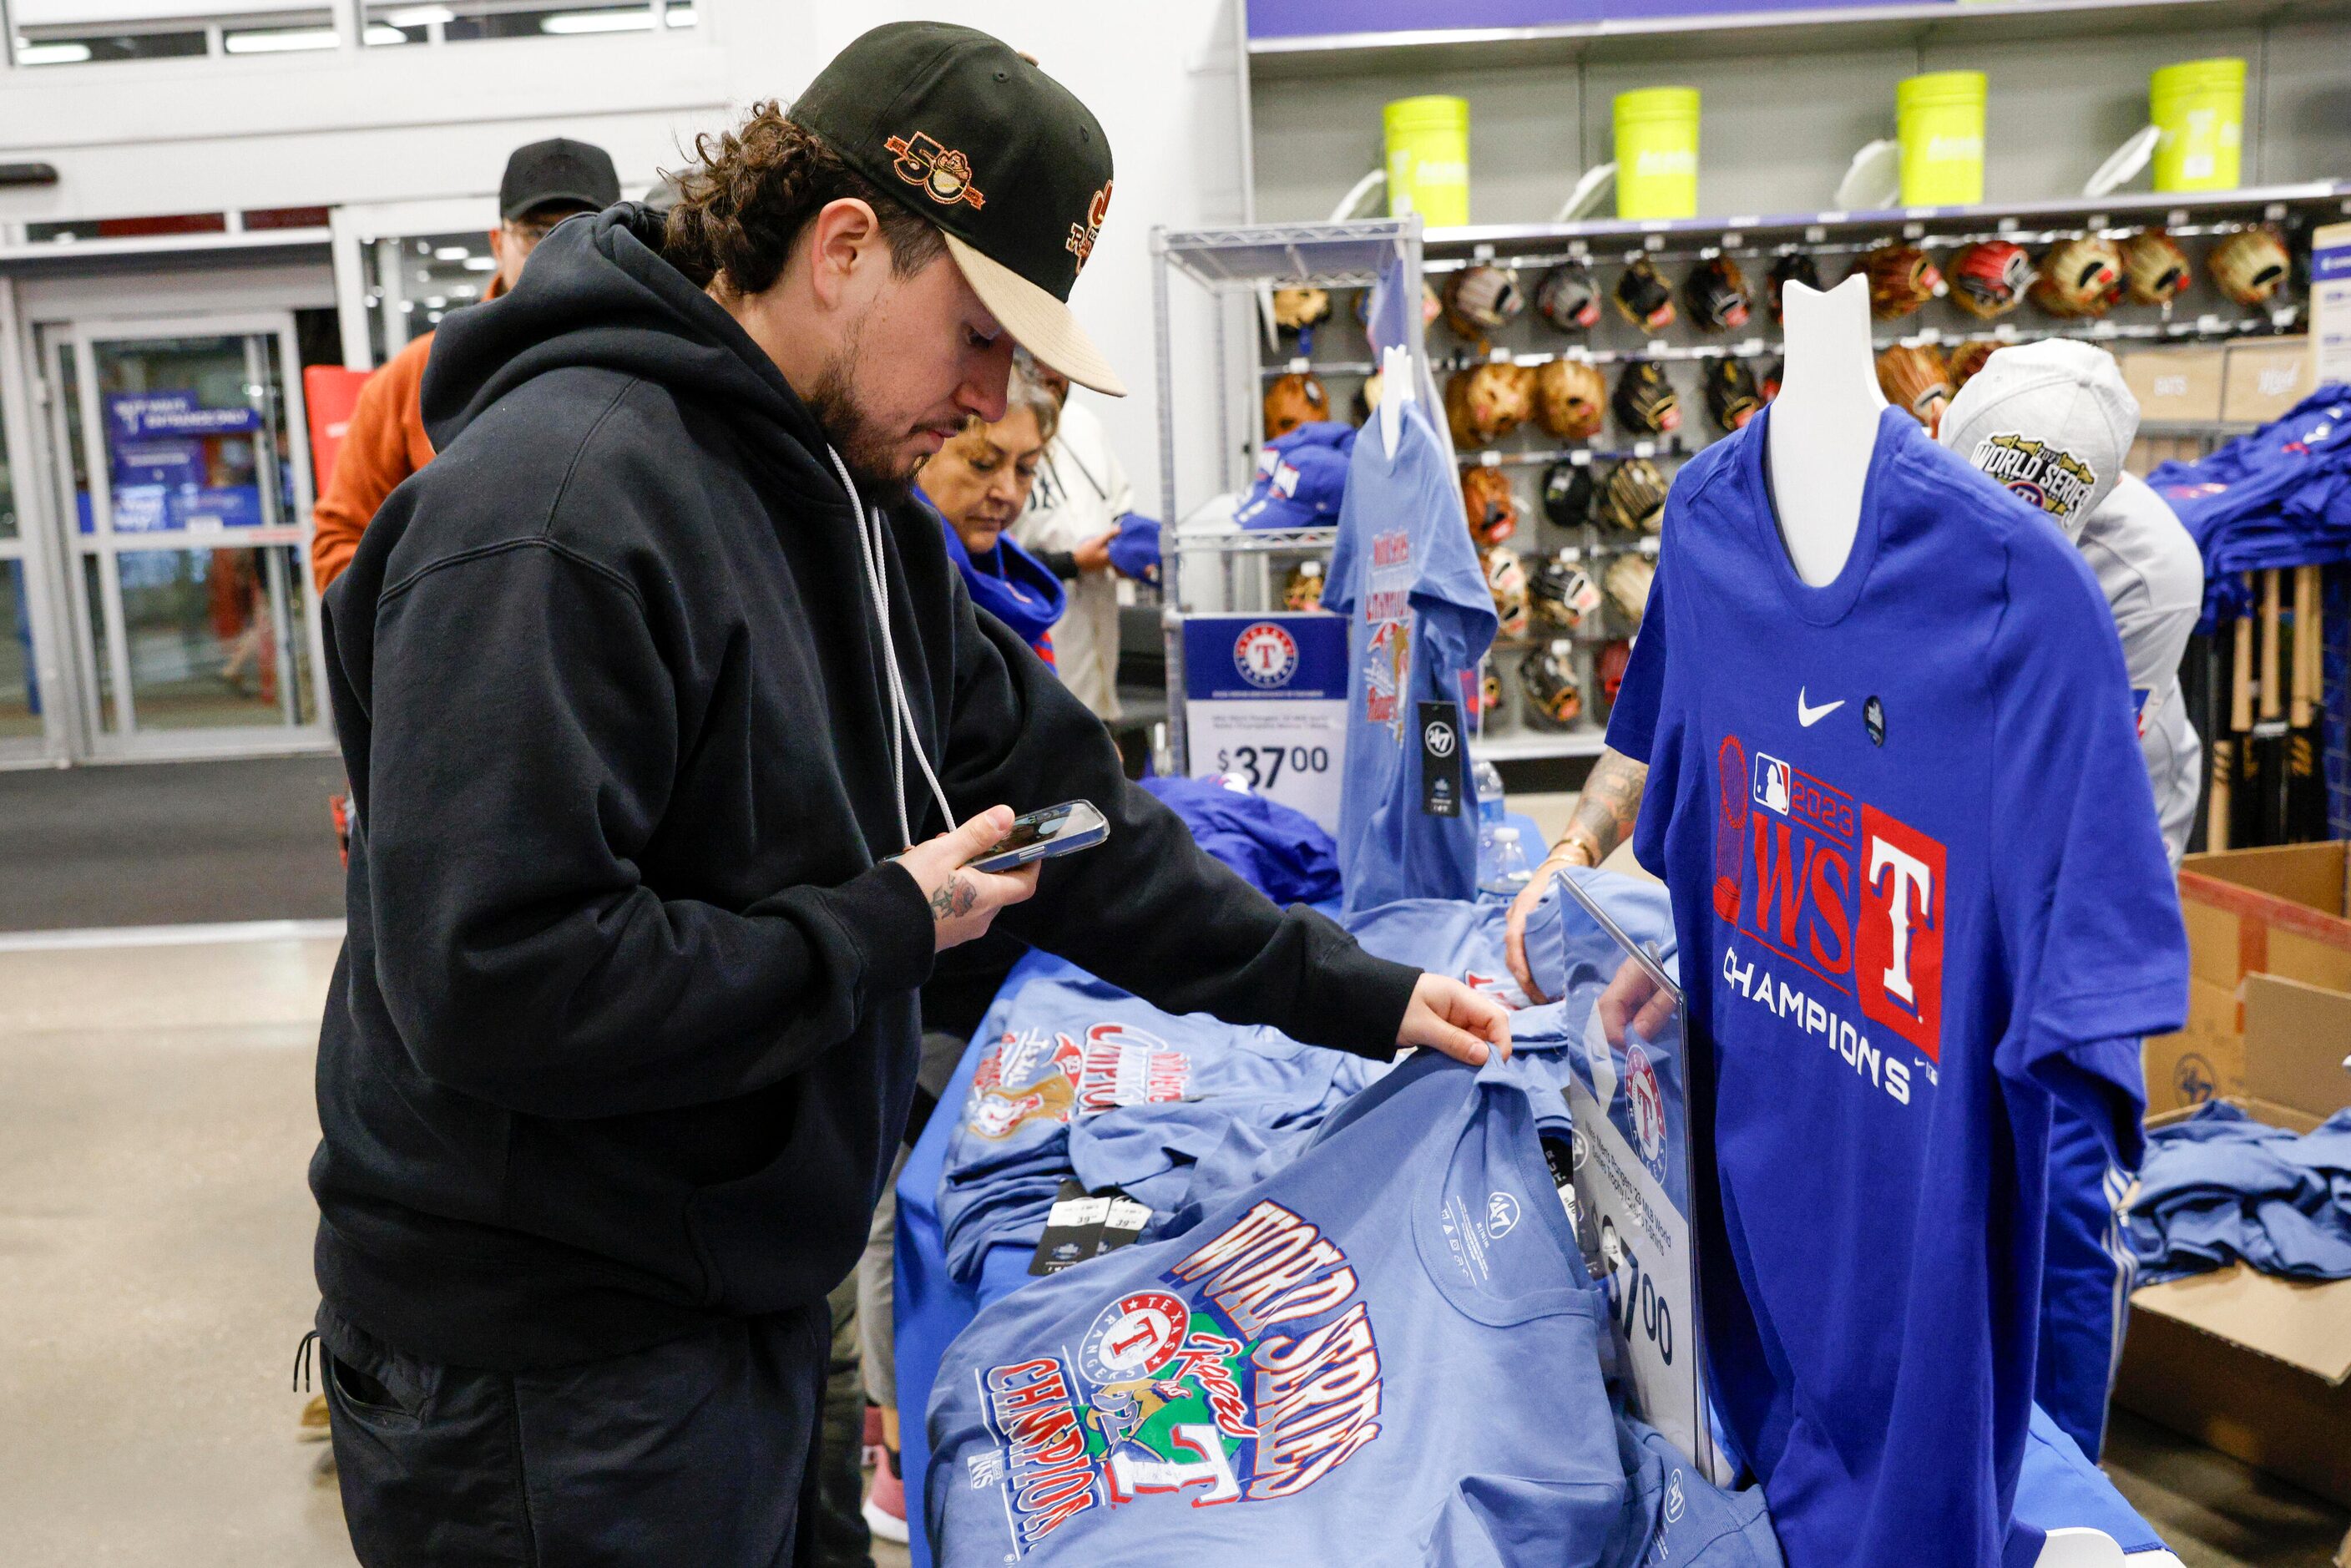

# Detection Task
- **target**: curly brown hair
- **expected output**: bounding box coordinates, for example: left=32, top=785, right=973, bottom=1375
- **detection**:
left=663, top=102, right=948, bottom=296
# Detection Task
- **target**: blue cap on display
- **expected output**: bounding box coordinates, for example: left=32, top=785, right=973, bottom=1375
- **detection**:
left=1108, top=512, right=1163, bottom=584
left=1235, top=422, right=1355, bottom=529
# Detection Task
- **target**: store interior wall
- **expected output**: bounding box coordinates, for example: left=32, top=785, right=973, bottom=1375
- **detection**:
left=0, top=0, right=1250, bottom=524
left=1250, top=18, right=2351, bottom=223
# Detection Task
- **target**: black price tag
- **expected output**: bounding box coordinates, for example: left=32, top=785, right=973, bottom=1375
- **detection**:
left=1418, top=699, right=1464, bottom=817
left=1029, top=1181, right=1110, bottom=1277
left=1093, top=1195, right=1150, bottom=1259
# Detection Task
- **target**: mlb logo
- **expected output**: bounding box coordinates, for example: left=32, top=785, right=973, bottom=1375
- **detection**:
left=1752, top=753, right=1791, bottom=817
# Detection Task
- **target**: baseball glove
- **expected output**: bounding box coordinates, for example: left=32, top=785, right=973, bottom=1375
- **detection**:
left=1529, top=550, right=1597, bottom=631
left=2032, top=236, right=2124, bottom=317
left=1612, top=358, right=1681, bottom=436
left=1605, top=552, right=1657, bottom=624
left=1534, top=358, right=1607, bottom=440
left=2123, top=230, right=2192, bottom=306
left=1443, top=265, right=1525, bottom=338
left=1540, top=460, right=1595, bottom=529
left=1534, top=263, right=1602, bottom=333
left=1272, top=287, right=1332, bottom=332
left=1483, top=547, right=1530, bottom=640
left=1445, top=361, right=1537, bottom=448
left=1614, top=256, right=1677, bottom=332
left=1768, top=250, right=1821, bottom=324
left=1461, top=465, right=1521, bottom=547
left=1263, top=372, right=1329, bottom=441
left=1479, top=663, right=1503, bottom=722
left=1599, top=458, right=1669, bottom=535
left=1703, top=357, right=1762, bottom=432
left=1519, top=640, right=1585, bottom=729
left=1597, top=639, right=1632, bottom=707
left=1876, top=343, right=1953, bottom=432
left=1685, top=255, right=1753, bottom=332
left=2210, top=227, right=2291, bottom=306
left=1352, top=370, right=1383, bottom=425
left=1760, top=357, right=1785, bottom=402
left=1864, top=245, right=1944, bottom=319
left=1945, top=338, right=2000, bottom=390
left=1282, top=559, right=1326, bottom=613
left=1948, top=240, right=2032, bottom=320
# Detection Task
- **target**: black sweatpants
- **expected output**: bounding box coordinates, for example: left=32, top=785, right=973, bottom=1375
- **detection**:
left=318, top=1300, right=829, bottom=1567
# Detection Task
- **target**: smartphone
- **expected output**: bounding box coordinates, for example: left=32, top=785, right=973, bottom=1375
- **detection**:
left=966, top=801, right=1110, bottom=873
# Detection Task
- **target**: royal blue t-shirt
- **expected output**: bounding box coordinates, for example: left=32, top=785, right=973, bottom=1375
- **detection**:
left=928, top=1052, right=1624, bottom=1565
left=1605, top=407, right=2186, bottom=1568
left=1324, top=401, right=1498, bottom=916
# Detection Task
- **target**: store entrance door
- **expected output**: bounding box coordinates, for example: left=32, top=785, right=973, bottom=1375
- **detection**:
left=27, top=313, right=329, bottom=761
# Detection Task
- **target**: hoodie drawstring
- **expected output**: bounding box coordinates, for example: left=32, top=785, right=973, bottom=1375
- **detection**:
left=827, top=445, right=956, bottom=852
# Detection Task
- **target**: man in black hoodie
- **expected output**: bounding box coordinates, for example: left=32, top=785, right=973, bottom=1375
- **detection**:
left=310, top=23, right=1510, bottom=1565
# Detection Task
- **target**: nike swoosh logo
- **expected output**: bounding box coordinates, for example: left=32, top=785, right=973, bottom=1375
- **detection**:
left=1797, top=688, right=1845, bottom=727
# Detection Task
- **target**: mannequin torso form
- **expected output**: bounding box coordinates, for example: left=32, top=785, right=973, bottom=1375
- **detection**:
left=1767, top=276, right=1886, bottom=586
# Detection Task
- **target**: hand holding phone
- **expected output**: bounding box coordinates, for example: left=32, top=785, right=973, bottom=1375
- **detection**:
left=966, top=801, right=1110, bottom=873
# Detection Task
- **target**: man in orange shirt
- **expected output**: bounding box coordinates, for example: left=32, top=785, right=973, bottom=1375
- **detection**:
left=310, top=138, right=620, bottom=595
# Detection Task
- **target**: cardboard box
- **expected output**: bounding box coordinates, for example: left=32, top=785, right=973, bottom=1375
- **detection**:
left=2116, top=967, right=2351, bottom=1516
left=2121, top=346, right=2225, bottom=426
left=2222, top=336, right=2317, bottom=424
left=2146, top=842, right=2351, bottom=1110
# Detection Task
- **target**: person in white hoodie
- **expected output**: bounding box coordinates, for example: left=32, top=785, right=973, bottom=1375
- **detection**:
left=1939, top=336, right=2205, bottom=1466
left=1013, top=352, right=1145, bottom=718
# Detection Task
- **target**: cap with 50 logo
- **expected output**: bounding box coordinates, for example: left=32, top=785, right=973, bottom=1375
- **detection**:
left=792, top=22, right=1125, bottom=396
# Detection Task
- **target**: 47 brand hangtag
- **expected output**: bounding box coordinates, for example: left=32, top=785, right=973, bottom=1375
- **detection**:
left=1418, top=699, right=1464, bottom=817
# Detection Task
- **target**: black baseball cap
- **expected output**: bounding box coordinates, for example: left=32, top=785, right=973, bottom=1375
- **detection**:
left=792, top=23, right=1124, bottom=396
left=499, top=137, right=621, bottom=222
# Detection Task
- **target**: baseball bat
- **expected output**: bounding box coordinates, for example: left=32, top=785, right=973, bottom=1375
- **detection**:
left=2289, top=564, right=2326, bottom=840
left=2230, top=596, right=2257, bottom=848
left=2258, top=571, right=2289, bottom=843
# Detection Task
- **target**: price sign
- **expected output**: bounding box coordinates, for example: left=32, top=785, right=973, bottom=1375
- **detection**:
left=1183, top=614, right=1348, bottom=831
left=1534, top=874, right=1726, bottom=1486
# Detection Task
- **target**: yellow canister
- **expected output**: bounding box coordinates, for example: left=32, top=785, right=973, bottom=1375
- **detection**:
left=1615, top=88, right=1700, bottom=220
left=1383, top=95, right=1470, bottom=228
left=1897, top=71, right=1987, bottom=206
left=2151, top=58, right=2246, bottom=192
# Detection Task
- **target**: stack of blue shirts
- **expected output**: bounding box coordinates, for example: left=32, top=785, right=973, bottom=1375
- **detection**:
left=2125, top=1101, right=2351, bottom=1284
left=936, top=958, right=1385, bottom=1280
left=2146, top=386, right=2351, bottom=628
left=928, top=1050, right=1782, bottom=1566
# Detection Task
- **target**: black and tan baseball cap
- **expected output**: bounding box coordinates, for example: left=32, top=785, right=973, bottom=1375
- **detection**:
left=792, top=23, right=1125, bottom=397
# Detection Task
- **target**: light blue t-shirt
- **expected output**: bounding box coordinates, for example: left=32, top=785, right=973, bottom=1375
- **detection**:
left=928, top=1052, right=1624, bottom=1565
left=1324, top=401, right=1498, bottom=916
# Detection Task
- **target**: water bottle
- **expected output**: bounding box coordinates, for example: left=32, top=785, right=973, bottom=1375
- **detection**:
left=1479, top=826, right=1534, bottom=903
left=1472, top=755, right=1507, bottom=886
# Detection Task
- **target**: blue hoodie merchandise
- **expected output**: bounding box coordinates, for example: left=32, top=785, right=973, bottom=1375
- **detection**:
left=2125, top=1102, right=2351, bottom=1284
left=1605, top=408, right=2186, bottom=1568
left=937, top=510, right=1067, bottom=660
left=927, top=1051, right=1627, bottom=1565
left=1139, top=775, right=1342, bottom=906
left=2010, top=1404, right=2167, bottom=1557
left=1324, top=401, right=1499, bottom=915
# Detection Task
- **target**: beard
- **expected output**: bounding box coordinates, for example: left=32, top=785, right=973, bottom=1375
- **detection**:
left=802, top=317, right=924, bottom=510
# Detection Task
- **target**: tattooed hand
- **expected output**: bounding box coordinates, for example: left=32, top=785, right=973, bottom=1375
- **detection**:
left=1505, top=746, right=1651, bottom=1002
left=893, top=805, right=1042, bottom=954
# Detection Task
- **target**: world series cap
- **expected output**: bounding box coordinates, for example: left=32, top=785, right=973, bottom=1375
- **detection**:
left=1939, top=338, right=2138, bottom=541
left=793, top=23, right=1125, bottom=396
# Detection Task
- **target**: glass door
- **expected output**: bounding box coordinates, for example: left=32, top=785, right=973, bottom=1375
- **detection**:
left=0, top=382, right=50, bottom=761
left=36, top=313, right=329, bottom=758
